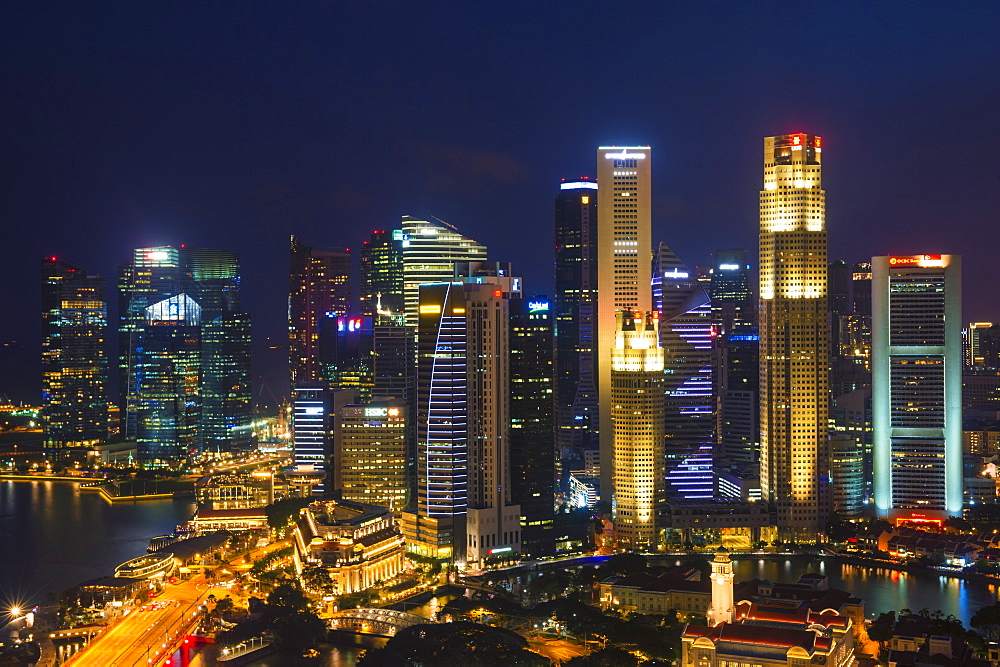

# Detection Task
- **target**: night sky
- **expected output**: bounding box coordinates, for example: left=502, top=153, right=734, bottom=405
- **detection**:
left=2, top=1, right=998, bottom=406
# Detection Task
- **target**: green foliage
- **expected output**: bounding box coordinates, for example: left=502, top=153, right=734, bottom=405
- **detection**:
left=358, top=621, right=546, bottom=666
left=269, top=610, right=326, bottom=649
left=972, top=602, right=1000, bottom=641
left=868, top=611, right=895, bottom=644
left=566, top=646, right=640, bottom=666
left=264, top=497, right=312, bottom=530
left=249, top=546, right=293, bottom=575
left=605, top=553, right=647, bottom=575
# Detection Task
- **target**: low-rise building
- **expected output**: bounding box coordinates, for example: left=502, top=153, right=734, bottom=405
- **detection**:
left=292, top=499, right=404, bottom=594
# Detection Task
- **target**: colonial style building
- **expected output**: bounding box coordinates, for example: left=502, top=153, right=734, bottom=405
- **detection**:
left=292, top=499, right=405, bottom=595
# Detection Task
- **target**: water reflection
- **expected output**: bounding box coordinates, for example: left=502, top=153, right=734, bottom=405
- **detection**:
left=732, top=558, right=999, bottom=623
left=0, top=480, right=194, bottom=604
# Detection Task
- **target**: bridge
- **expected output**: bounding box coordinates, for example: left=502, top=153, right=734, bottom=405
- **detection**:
left=328, top=608, right=428, bottom=636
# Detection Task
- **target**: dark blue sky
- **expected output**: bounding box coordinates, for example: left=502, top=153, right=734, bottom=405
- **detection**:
left=2, top=1, right=999, bottom=404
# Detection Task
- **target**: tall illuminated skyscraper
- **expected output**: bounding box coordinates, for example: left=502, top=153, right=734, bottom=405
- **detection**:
left=554, top=179, right=599, bottom=452
left=758, top=133, right=829, bottom=540
left=41, top=258, right=109, bottom=447
left=403, top=267, right=522, bottom=566
left=400, top=216, right=487, bottom=329
left=597, top=146, right=652, bottom=500
left=872, top=254, right=962, bottom=524
left=360, top=228, right=406, bottom=318
left=611, top=310, right=665, bottom=550
left=289, top=236, right=351, bottom=387
left=119, top=246, right=251, bottom=460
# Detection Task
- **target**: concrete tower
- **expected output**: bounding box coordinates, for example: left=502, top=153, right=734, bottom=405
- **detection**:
left=872, top=254, right=962, bottom=524
left=597, top=146, right=653, bottom=504
left=759, top=133, right=829, bottom=542
left=708, top=547, right=735, bottom=625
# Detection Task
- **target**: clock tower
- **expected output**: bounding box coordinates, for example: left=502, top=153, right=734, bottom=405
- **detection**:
left=708, top=546, right=734, bottom=625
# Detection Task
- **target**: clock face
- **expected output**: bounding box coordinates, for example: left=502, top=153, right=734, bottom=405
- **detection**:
left=716, top=577, right=725, bottom=585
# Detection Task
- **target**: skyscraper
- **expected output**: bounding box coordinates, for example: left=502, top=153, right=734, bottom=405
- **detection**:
left=509, top=295, right=556, bottom=557
left=41, top=258, right=109, bottom=447
left=611, top=310, right=665, bottom=551
left=709, top=249, right=759, bottom=468
left=360, top=228, right=406, bottom=318
left=338, top=398, right=409, bottom=511
left=289, top=236, right=351, bottom=386
left=758, top=133, right=829, bottom=541
left=400, top=216, right=487, bottom=329
left=119, top=246, right=252, bottom=461
left=404, top=268, right=522, bottom=565
left=554, top=179, right=599, bottom=452
left=872, top=254, right=962, bottom=524
left=597, top=146, right=652, bottom=501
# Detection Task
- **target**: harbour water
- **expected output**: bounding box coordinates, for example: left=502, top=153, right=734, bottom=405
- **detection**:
left=0, top=479, right=195, bottom=606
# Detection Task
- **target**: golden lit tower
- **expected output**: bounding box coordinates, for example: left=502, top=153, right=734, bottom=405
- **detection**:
left=611, top=310, right=665, bottom=551
left=597, top=146, right=653, bottom=500
left=759, top=133, right=829, bottom=541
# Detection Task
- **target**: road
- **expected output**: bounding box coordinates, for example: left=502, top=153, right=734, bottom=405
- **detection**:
left=70, top=541, right=289, bottom=666
left=71, top=576, right=207, bottom=667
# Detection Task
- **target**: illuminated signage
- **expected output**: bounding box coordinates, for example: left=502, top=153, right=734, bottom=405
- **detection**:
left=392, top=229, right=406, bottom=241
left=718, top=263, right=740, bottom=271
left=364, top=408, right=388, bottom=417
left=145, top=250, right=170, bottom=262
left=663, top=268, right=689, bottom=279
left=419, top=227, right=438, bottom=235
left=604, top=150, right=647, bottom=160
left=889, top=254, right=943, bottom=268
left=303, top=407, right=324, bottom=415
left=337, top=317, right=363, bottom=332
left=559, top=182, right=598, bottom=190
left=489, top=547, right=512, bottom=554
left=493, top=289, right=502, bottom=298
left=419, top=305, right=441, bottom=314
left=528, top=301, right=549, bottom=312
left=388, top=408, right=400, bottom=416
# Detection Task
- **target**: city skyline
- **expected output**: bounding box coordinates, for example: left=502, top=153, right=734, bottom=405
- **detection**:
left=2, top=3, right=999, bottom=405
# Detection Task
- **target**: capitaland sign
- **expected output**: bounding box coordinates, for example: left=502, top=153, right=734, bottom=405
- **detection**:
left=528, top=301, right=549, bottom=312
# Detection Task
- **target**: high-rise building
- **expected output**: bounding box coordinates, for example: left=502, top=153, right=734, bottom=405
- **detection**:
left=554, top=179, right=599, bottom=454
left=119, top=246, right=252, bottom=461
left=652, top=244, right=716, bottom=499
left=828, top=259, right=850, bottom=354
left=965, top=322, right=996, bottom=368
left=400, top=216, right=487, bottom=329
left=360, top=228, right=406, bottom=318
left=597, top=146, right=653, bottom=501
left=709, top=250, right=759, bottom=469
left=319, top=314, right=374, bottom=400
left=829, top=434, right=864, bottom=520
left=872, top=254, right=962, bottom=524
left=292, top=382, right=331, bottom=492
left=404, top=270, right=522, bottom=566
left=759, top=133, right=829, bottom=541
left=41, top=258, right=109, bottom=447
left=289, top=236, right=351, bottom=387
left=338, top=398, right=409, bottom=512
left=611, top=310, right=665, bottom=551
left=509, top=295, right=556, bottom=558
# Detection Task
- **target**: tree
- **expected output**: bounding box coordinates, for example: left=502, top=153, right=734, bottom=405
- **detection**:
left=605, top=553, right=647, bottom=575
left=358, top=622, right=546, bottom=666
left=270, top=610, right=326, bottom=649
left=264, top=497, right=313, bottom=530
left=566, top=646, right=639, bottom=666
left=972, top=602, right=1000, bottom=641
left=868, top=611, right=895, bottom=656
